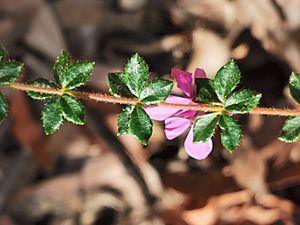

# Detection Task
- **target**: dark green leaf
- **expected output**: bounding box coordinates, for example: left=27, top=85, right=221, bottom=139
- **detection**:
left=140, top=79, right=173, bottom=104
left=196, top=78, right=219, bottom=103
left=61, top=61, right=94, bottom=90
left=214, top=59, right=241, bottom=102
left=108, top=72, right=134, bottom=98
left=193, top=114, right=220, bottom=142
left=60, top=94, right=84, bottom=125
left=219, top=114, right=241, bottom=152
left=0, top=92, right=8, bottom=123
left=289, top=72, right=300, bottom=104
left=279, top=116, right=300, bottom=143
left=117, top=105, right=134, bottom=135
left=123, top=54, right=149, bottom=96
left=0, top=61, right=24, bottom=85
left=53, top=50, right=70, bottom=85
left=225, top=89, right=261, bottom=113
left=129, top=106, right=152, bottom=145
left=0, top=45, right=5, bottom=62
left=42, top=97, right=63, bottom=135
left=26, top=78, right=58, bottom=100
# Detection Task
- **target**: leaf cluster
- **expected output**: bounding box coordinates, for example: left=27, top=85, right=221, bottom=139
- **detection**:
left=108, top=54, right=173, bottom=145
left=279, top=72, right=300, bottom=142
left=194, top=60, right=261, bottom=152
left=0, top=46, right=24, bottom=122
left=29, top=51, right=94, bottom=134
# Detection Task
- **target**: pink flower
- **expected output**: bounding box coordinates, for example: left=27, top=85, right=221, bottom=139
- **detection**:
left=144, top=68, right=213, bottom=160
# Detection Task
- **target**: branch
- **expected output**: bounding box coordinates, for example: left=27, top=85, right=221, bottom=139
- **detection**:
left=9, top=82, right=300, bottom=117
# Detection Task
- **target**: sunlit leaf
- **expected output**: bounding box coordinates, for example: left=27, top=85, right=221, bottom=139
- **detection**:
left=214, top=59, right=240, bottom=102
left=61, top=61, right=94, bottom=90
left=53, top=50, right=70, bottom=85
left=129, top=106, right=152, bottom=145
left=60, top=94, right=84, bottom=125
left=0, top=93, right=8, bottom=123
left=289, top=72, right=300, bottom=104
left=140, top=79, right=173, bottom=104
left=26, top=78, right=58, bottom=100
left=108, top=72, right=134, bottom=98
left=0, top=61, right=24, bottom=85
left=42, top=97, right=63, bottom=135
left=219, top=114, right=241, bottom=152
left=225, top=89, right=261, bottom=113
left=193, top=114, right=219, bottom=142
left=123, top=54, right=149, bottom=96
left=117, top=105, right=134, bottom=135
left=279, top=116, right=300, bottom=143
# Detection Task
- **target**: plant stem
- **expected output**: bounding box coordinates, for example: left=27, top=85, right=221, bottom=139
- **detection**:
left=8, top=82, right=300, bottom=117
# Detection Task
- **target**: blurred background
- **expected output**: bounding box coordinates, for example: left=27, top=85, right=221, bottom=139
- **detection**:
left=1, top=0, right=300, bottom=224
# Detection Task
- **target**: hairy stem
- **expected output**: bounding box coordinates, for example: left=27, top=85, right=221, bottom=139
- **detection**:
left=8, top=82, right=300, bottom=117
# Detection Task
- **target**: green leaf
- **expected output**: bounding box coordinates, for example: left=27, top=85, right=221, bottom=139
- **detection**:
left=129, top=106, right=152, bottom=145
left=60, top=94, right=84, bottom=125
left=279, top=116, right=300, bottom=143
left=225, top=89, right=261, bottom=114
left=61, top=61, right=94, bottom=90
left=193, top=114, right=220, bottom=142
left=0, top=61, right=24, bottom=85
left=219, top=114, right=241, bottom=152
left=0, top=92, right=8, bottom=123
left=196, top=78, right=219, bottom=103
left=117, top=105, right=134, bottom=135
left=26, top=78, right=58, bottom=100
left=123, top=54, right=149, bottom=97
left=289, top=72, right=300, bottom=104
left=108, top=72, right=134, bottom=98
left=140, top=79, right=173, bottom=105
left=214, top=59, right=241, bottom=102
left=0, top=46, right=5, bottom=62
left=42, top=97, right=63, bottom=135
left=53, top=50, right=70, bottom=85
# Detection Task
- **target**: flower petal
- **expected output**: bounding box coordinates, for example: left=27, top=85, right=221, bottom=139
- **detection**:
left=171, top=68, right=193, bottom=97
left=194, top=68, right=207, bottom=79
left=166, top=95, right=191, bottom=104
left=165, top=117, right=191, bottom=140
left=144, top=106, right=177, bottom=121
left=184, top=127, right=213, bottom=160
left=144, top=95, right=191, bottom=121
left=178, top=110, right=197, bottom=118
left=176, top=101, right=199, bottom=118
